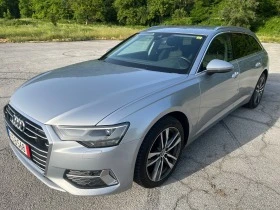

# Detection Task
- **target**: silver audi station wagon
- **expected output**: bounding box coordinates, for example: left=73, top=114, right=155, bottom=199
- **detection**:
left=4, top=26, right=268, bottom=196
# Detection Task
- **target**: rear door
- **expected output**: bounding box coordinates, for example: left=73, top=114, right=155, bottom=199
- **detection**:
left=231, top=33, right=264, bottom=104
left=195, top=33, right=240, bottom=134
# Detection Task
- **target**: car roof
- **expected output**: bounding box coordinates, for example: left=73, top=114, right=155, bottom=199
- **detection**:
left=141, top=25, right=253, bottom=36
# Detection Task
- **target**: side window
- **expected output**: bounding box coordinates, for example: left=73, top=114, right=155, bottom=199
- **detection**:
left=246, top=35, right=263, bottom=54
left=231, top=33, right=247, bottom=59
left=231, top=33, right=262, bottom=60
left=201, top=34, right=233, bottom=71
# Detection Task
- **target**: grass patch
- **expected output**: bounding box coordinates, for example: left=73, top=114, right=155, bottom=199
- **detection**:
left=256, top=17, right=280, bottom=43
left=0, top=18, right=279, bottom=43
left=0, top=19, right=145, bottom=42
left=256, top=34, right=280, bottom=43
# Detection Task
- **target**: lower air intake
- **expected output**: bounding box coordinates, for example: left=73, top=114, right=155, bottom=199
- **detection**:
left=64, top=169, right=118, bottom=189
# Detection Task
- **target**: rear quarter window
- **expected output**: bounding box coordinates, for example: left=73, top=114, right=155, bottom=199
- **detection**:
left=247, top=35, right=263, bottom=54
left=231, top=33, right=263, bottom=60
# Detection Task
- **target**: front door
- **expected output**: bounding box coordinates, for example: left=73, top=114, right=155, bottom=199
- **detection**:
left=195, top=33, right=240, bottom=135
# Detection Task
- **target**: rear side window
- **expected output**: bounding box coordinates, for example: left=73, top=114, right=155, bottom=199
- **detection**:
left=231, top=33, right=262, bottom=60
left=247, top=35, right=263, bottom=54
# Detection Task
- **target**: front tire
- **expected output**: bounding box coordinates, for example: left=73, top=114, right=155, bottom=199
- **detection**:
left=245, top=72, right=267, bottom=109
left=134, top=116, right=184, bottom=188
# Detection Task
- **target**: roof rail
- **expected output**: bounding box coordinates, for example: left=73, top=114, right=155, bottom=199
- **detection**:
left=214, top=26, right=251, bottom=32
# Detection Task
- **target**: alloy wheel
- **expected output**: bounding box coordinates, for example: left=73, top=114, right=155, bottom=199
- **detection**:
left=146, top=127, right=182, bottom=182
left=254, top=74, right=266, bottom=105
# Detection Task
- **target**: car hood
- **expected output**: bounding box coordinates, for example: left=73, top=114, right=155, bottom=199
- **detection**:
left=10, top=60, right=184, bottom=125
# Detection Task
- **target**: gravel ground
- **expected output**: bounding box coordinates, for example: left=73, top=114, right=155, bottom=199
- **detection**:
left=0, top=41, right=280, bottom=210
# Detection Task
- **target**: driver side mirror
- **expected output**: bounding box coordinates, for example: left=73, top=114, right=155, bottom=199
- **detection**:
left=206, top=59, right=233, bottom=74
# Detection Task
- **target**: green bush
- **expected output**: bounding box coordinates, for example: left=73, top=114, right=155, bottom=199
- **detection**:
left=164, top=17, right=192, bottom=26
left=257, top=17, right=280, bottom=35
left=3, top=9, right=13, bottom=19
left=200, top=18, right=224, bottom=26
left=221, top=0, right=258, bottom=29
left=0, top=18, right=35, bottom=26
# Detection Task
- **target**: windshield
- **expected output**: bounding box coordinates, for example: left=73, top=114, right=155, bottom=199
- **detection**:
left=101, top=32, right=206, bottom=74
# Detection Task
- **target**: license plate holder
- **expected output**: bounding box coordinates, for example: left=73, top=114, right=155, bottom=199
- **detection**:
left=8, top=129, right=31, bottom=158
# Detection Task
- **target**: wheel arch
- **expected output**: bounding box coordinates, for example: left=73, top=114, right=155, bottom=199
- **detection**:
left=263, top=69, right=268, bottom=79
left=139, top=110, right=190, bottom=147
left=133, top=110, right=191, bottom=186
left=164, top=111, right=190, bottom=146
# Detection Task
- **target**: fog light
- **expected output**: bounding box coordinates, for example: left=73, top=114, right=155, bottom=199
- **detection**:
left=64, top=169, right=118, bottom=189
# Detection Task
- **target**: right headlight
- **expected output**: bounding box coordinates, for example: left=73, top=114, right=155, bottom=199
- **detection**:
left=53, top=123, right=129, bottom=148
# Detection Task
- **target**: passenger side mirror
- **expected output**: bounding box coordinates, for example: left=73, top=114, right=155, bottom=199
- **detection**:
left=206, top=59, right=233, bottom=74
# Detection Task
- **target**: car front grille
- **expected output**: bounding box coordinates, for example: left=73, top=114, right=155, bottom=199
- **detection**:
left=4, top=104, right=49, bottom=172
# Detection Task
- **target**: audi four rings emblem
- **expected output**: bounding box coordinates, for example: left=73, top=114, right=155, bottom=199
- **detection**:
left=11, top=114, right=25, bottom=132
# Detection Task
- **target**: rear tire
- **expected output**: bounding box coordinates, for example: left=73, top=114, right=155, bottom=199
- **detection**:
left=245, top=72, right=267, bottom=109
left=134, top=116, right=184, bottom=188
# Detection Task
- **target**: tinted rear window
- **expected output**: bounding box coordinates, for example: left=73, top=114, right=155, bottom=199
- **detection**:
left=247, top=35, right=263, bottom=54
left=231, top=33, right=262, bottom=60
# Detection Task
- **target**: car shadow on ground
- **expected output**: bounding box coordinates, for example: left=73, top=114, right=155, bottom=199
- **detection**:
left=166, top=73, right=280, bottom=185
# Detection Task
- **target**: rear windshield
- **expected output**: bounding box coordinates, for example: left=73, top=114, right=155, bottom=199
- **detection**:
left=101, top=33, right=206, bottom=74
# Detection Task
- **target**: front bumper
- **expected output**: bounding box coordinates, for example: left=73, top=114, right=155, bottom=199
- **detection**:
left=10, top=142, right=65, bottom=192
left=8, top=121, right=140, bottom=196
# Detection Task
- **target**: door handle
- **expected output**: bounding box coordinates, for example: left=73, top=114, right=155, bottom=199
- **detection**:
left=232, top=72, right=239, bottom=79
left=255, top=62, right=262, bottom=68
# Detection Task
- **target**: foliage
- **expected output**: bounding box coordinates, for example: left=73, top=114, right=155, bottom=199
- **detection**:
left=32, top=0, right=72, bottom=25
left=102, top=0, right=117, bottom=23
left=190, top=0, right=221, bottom=24
left=0, top=0, right=279, bottom=42
left=256, top=16, right=280, bottom=42
left=257, top=0, right=279, bottom=17
left=114, top=0, right=147, bottom=25
left=0, top=18, right=142, bottom=42
left=19, top=0, right=32, bottom=18
left=164, top=17, right=192, bottom=25
left=221, top=0, right=258, bottom=28
left=70, top=0, right=106, bottom=24
left=147, top=0, right=176, bottom=24
left=275, top=0, right=280, bottom=15
left=3, top=9, right=12, bottom=19
left=0, top=0, right=20, bottom=18
left=257, top=17, right=280, bottom=35
left=173, top=0, right=194, bottom=15
left=172, top=8, right=188, bottom=19
left=164, top=8, right=191, bottom=25
left=190, top=0, right=211, bottom=24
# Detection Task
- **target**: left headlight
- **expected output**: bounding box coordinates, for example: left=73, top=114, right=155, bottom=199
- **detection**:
left=53, top=123, right=129, bottom=148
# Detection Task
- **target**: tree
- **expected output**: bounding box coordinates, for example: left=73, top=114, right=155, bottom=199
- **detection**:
left=257, top=0, right=278, bottom=18
left=103, top=0, right=117, bottom=23
left=19, top=0, right=33, bottom=17
left=172, top=8, right=188, bottom=19
left=190, top=0, right=221, bottom=24
left=271, top=0, right=280, bottom=15
left=190, top=0, right=210, bottom=24
left=70, top=0, right=108, bottom=24
left=173, top=0, right=194, bottom=15
left=114, top=0, right=147, bottom=25
left=221, top=0, right=258, bottom=28
left=32, top=0, right=72, bottom=25
left=147, top=0, right=176, bottom=24
left=0, top=0, right=20, bottom=18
